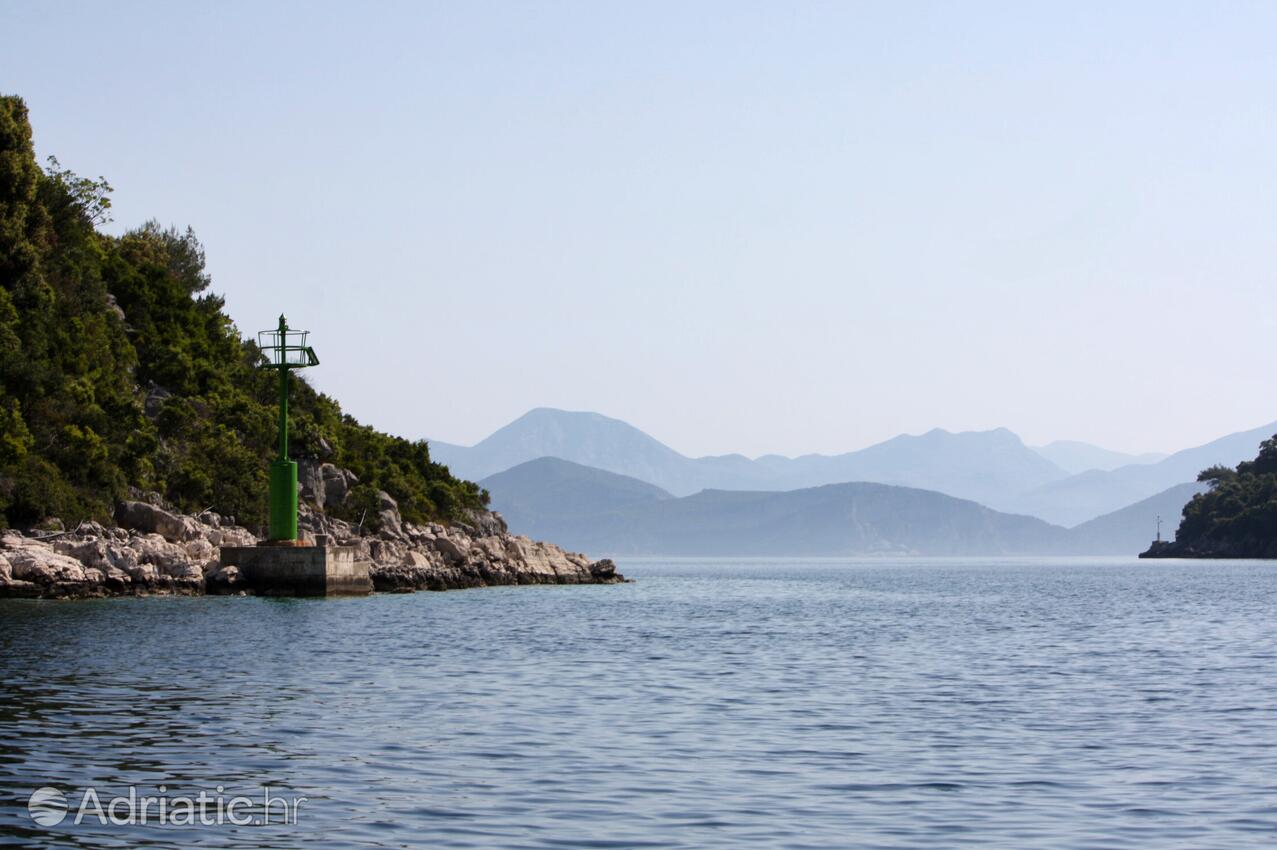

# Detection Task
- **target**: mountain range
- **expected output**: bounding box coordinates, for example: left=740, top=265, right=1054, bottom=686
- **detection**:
left=481, top=458, right=1064, bottom=556
left=433, top=408, right=1172, bottom=504
left=432, top=408, right=1275, bottom=556
left=481, top=457, right=1205, bottom=556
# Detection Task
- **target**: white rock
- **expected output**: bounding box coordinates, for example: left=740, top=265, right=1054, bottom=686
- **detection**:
left=184, top=538, right=215, bottom=562
left=6, top=548, right=89, bottom=583
left=127, top=563, right=159, bottom=583
left=433, top=535, right=469, bottom=562
left=129, top=534, right=192, bottom=572
left=218, top=526, right=257, bottom=548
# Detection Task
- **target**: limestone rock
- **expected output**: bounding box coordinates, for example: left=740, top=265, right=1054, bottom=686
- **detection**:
left=589, top=559, right=620, bottom=581
left=115, top=500, right=200, bottom=542
left=377, top=490, right=404, bottom=538
left=55, top=538, right=110, bottom=569
left=217, top=526, right=257, bottom=548
left=433, top=534, right=469, bottom=563
left=463, top=509, right=509, bottom=537
left=127, top=563, right=160, bottom=585
left=184, top=538, right=215, bottom=563
left=0, top=578, right=40, bottom=598
left=1, top=531, right=53, bottom=551
left=403, top=549, right=436, bottom=568
left=299, top=459, right=326, bottom=509
left=322, top=465, right=356, bottom=507
left=129, top=534, right=193, bottom=573
left=7, top=548, right=89, bottom=584
left=207, top=564, right=243, bottom=594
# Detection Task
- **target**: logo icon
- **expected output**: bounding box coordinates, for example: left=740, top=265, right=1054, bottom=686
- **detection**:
left=27, top=787, right=67, bottom=826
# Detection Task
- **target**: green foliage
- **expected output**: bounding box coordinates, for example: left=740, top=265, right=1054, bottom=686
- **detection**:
left=1197, top=465, right=1236, bottom=485
left=0, top=94, right=485, bottom=529
left=1177, top=435, right=1277, bottom=547
left=42, top=156, right=112, bottom=226
left=0, top=455, right=87, bottom=528
left=342, top=484, right=385, bottom=532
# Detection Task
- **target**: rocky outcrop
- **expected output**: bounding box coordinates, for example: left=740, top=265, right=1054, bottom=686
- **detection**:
left=0, top=493, right=626, bottom=599
left=1139, top=537, right=1277, bottom=559
left=298, top=459, right=358, bottom=513
left=294, top=495, right=622, bottom=593
left=114, top=500, right=202, bottom=542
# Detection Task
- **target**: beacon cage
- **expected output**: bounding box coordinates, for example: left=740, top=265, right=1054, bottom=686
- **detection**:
left=257, top=326, right=320, bottom=368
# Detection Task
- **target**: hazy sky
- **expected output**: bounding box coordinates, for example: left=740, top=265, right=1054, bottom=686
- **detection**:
left=4, top=1, right=1275, bottom=458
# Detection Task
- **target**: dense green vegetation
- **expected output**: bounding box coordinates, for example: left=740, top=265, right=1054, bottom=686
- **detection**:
left=1175, top=436, right=1277, bottom=549
left=0, top=95, right=486, bottom=529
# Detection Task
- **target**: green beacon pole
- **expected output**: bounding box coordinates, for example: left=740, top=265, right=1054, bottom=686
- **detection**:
left=259, top=314, right=319, bottom=542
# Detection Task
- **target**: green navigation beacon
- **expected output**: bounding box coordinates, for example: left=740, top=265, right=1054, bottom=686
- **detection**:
left=257, top=315, right=319, bottom=542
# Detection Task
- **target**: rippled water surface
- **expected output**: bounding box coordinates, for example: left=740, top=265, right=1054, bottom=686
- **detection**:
left=3, top=557, right=1277, bottom=849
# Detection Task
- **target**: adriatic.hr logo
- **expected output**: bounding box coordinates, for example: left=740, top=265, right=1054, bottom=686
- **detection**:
left=24, top=785, right=307, bottom=827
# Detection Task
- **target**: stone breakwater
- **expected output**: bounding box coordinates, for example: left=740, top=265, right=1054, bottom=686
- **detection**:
left=0, top=496, right=624, bottom=600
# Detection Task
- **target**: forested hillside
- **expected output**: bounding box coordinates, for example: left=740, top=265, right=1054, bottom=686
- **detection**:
left=1155, top=435, right=1277, bottom=557
left=0, top=95, right=485, bottom=529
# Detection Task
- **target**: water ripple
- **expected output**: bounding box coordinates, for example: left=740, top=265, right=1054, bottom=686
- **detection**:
left=2, top=557, right=1277, bottom=848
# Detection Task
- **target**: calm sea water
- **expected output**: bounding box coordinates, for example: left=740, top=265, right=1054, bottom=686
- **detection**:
left=2, top=557, right=1277, bottom=849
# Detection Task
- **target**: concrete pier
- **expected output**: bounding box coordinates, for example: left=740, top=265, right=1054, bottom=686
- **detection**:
left=218, top=543, right=372, bottom=596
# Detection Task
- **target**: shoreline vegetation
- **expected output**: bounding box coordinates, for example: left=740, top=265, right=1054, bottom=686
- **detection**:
left=0, top=94, right=624, bottom=594
left=1141, top=434, right=1277, bottom=560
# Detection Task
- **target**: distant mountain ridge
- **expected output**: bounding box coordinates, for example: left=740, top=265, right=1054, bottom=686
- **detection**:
left=430, top=408, right=764, bottom=495
left=435, top=408, right=1072, bottom=506
left=1002, top=421, right=1277, bottom=526
left=437, top=409, right=1276, bottom=530
left=1031, top=440, right=1167, bottom=474
left=483, top=457, right=1207, bottom=556
left=480, top=457, right=672, bottom=533
left=758, top=426, right=1066, bottom=507
left=484, top=458, right=1066, bottom=556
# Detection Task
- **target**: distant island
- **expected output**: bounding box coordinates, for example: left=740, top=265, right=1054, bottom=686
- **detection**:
left=1141, top=436, right=1277, bottom=559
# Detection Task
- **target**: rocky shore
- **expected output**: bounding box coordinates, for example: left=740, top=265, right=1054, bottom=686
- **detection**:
left=1139, top=538, right=1277, bottom=559
left=0, top=491, right=624, bottom=600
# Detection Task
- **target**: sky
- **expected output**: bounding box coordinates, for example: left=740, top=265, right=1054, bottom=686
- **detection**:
left=3, top=1, right=1275, bottom=458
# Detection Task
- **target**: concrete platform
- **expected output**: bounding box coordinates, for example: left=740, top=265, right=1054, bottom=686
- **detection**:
left=219, top=543, right=372, bottom=596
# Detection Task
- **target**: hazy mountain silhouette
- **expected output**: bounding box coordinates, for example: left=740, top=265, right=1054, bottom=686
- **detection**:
left=1031, top=440, right=1167, bottom=475
left=1004, top=421, right=1277, bottom=526
left=759, top=427, right=1067, bottom=508
left=1066, top=482, right=1205, bottom=554
left=482, top=456, right=1201, bottom=556
left=437, top=408, right=1070, bottom=505
left=431, top=408, right=766, bottom=495
left=480, top=457, right=672, bottom=533
left=486, top=473, right=1068, bottom=557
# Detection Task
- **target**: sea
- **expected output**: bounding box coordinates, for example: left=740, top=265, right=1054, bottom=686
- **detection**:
left=2, top=556, right=1276, bottom=849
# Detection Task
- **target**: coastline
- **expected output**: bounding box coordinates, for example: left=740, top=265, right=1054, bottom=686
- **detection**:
left=1139, top=538, right=1277, bottom=559
left=0, top=495, right=624, bottom=600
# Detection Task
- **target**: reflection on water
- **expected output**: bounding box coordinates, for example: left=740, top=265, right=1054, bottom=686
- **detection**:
left=2, top=557, right=1277, bottom=848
